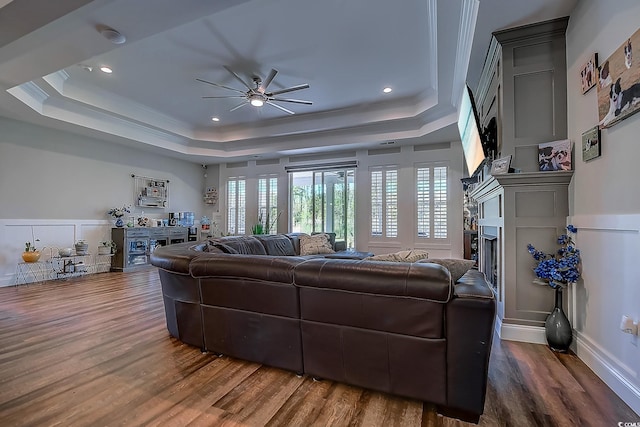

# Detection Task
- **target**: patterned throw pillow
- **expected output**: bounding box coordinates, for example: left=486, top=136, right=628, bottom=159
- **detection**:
left=423, top=258, right=475, bottom=282
left=367, top=249, right=429, bottom=263
left=299, top=233, right=335, bottom=256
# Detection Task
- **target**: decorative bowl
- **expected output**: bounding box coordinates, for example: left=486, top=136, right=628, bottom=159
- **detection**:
left=59, top=248, right=73, bottom=257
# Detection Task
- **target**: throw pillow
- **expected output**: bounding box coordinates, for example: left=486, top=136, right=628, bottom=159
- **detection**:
left=299, top=233, right=334, bottom=256
left=367, top=249, right=429, bottom=263
left=424, top=258, right=475, bottom=282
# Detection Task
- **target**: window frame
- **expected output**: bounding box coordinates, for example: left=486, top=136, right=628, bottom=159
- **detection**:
left=415, top=162, right=449, bottom=240
left=370, top=165, right=398, bottom=238
left=226, top=176, right=246, bottom=235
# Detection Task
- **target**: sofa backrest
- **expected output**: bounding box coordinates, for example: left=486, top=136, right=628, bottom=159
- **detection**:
left=254, top=234, right=297, bottom=256
left=190, top=254, right=306, bottom=318
left=293, top=258, right=453, bottom=339
left=215, top=235, right=267, bottom=255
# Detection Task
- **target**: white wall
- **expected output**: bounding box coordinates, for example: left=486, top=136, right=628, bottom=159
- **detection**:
left=0, top=117, right=206, bottom=286
left=566, top=0, right=640, bottom=414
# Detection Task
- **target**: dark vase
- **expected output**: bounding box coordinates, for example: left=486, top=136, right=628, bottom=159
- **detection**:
left=115, top=217, right=124, bottom=228
left=545, top=287, right=572, bottom=352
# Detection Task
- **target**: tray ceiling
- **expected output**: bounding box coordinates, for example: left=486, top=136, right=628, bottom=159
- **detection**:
left=0, top=0, right=576, bottom=163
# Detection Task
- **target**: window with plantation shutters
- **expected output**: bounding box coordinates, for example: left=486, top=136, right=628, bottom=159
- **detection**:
left=258, top=175, right=278, bottom=233
left=416, top=168, right=430, bottom=237
left=416, top=165, right=448, bottom=239
left=370, top=167, right=398, bottom=238
left=433, top=166, right=447, bottom=238
left=227, top=176, right=246, bottom=235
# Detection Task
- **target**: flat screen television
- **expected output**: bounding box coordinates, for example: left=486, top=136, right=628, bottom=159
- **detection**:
left=457, top=84, right=486, bottom=176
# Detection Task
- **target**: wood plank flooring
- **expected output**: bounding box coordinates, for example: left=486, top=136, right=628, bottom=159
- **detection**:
left=0, top=268, right=636, bottom=426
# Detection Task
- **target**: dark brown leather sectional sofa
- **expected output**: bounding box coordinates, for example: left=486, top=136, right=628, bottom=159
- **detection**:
left=150, top=233, right=496, bottom=423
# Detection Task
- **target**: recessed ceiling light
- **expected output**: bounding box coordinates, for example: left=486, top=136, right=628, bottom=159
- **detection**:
left=100, top=66, right=113, bottom=74
left=98, top=27, right=126, bottom=45
left=383, top=87, right=392, bottom=93
left=211, top=117, right=220, bottom=122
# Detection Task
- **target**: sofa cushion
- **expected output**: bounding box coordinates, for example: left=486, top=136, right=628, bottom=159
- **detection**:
left=254, top=234, right=297, bottom=256
left=419, top=258, right=476, bottom=283
left=299, top=233, right=335, bottom=256
left=367, top=249, right=429, bottom=263
left=216, top=235, right=267, bottom=255
left=207, top=240, right=239, bottom=254
left=285, top=233, right=305, bottom=255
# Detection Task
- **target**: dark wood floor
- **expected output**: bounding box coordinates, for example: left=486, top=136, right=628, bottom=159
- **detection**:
left=0, top=268, right=636, bottom=426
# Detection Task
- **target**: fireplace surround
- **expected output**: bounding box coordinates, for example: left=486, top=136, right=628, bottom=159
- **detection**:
left=471, top=171, right=572, bottom=343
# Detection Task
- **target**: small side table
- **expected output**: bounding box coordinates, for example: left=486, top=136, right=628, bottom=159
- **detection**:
left=15, top=261, right=49, bottom=286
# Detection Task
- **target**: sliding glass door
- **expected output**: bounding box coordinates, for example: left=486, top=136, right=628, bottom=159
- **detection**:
left=289, top=169, right=355, bottom=249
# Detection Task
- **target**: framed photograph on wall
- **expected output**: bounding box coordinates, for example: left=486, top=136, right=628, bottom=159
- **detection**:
left=490, top=155, right=512, bottom=175
left=580, top=53, right=598, bottom=94
left=597, top=28, right=640, bottom=128
left=581, top=126, right=601, bottom=161
left=539, top=139, right=572, bottom=171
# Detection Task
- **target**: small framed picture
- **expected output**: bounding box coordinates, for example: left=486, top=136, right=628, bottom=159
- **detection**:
left=539, top=139, right=572, bottom=171
left=580, top=52, right=598, bottom=94
left=490, top=155, right=512, bottom=175
left=582, top=126, right=601, bottom=161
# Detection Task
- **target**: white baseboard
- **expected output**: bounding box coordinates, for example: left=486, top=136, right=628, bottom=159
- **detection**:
left=495, top=316, right=547, bottom=344
left=575, top=332, right=640, bottom=416
left=496, top=317, right=640, bottom=416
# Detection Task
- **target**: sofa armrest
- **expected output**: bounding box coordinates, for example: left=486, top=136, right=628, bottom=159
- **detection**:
left=454, top=269, right=494, bottom=299
left=445, top=269, right=496, bottom=418
left=150, top=242, right=205, bottom=274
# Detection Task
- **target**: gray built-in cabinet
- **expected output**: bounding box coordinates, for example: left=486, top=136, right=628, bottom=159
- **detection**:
left=471, top=17, right=573, bottom=343
left=111, top=227, right=188, bottom=272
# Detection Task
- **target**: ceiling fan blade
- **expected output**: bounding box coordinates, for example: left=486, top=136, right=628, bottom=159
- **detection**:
left=195, top=78, right=245, bottom=94
left=202, top=95, right=246, bottom=99
left=230, top=101, right=248, bottom=112
left=224, top=65, right=252, bottom=91
left=260, top=69, right=277, bottom=92
left=266, top=101, right=295, bottom=115
left=270, top=97, right=312, bottom=105
left=266, top=83, right=310, bottom=97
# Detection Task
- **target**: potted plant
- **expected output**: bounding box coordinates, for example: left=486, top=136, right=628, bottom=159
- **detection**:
left=22, top=241, right=41, bottom=263
left=98, top=240, right=116, bottom=255
left=107, top=205, right=131, bottom=228
left=75, top=239, right=89, bottom=255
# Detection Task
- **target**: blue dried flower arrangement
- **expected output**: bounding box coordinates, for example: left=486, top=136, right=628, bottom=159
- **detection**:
left=527, top=225, right=581, bottom=289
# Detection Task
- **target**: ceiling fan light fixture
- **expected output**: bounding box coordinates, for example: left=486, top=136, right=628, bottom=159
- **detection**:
left=100, top=66, right=113, bottom=74
left=250, top=95, right=264, bottom=107
left=383, top=87, right=393, bottom=93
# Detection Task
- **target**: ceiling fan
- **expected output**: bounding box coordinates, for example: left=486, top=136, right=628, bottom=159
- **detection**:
left=197, top=66, right=312, bottom=115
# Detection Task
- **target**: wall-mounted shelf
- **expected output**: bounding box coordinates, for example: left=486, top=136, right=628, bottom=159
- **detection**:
left=133, top=174, right=169, bottom=208
left=204, top=187, right=218, bottom=205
